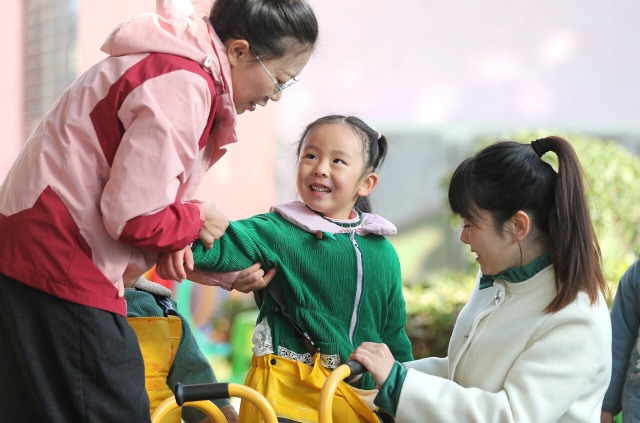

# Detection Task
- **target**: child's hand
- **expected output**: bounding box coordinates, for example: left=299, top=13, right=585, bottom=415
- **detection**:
left=199, top=201, right=229, bottom=249
left=156, top=246, right=194, bottom=281
left=350, top=342, right=395, bottom=388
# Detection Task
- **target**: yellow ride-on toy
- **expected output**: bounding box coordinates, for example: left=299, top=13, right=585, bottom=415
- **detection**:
left=150, top=359, right=373, bottom=423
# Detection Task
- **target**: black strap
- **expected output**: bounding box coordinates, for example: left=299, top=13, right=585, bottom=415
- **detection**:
left=266, top=281, right=319, bottom=356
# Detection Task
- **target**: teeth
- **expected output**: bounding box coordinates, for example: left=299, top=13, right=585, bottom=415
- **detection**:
left=311, top=185, right=330, bottom=193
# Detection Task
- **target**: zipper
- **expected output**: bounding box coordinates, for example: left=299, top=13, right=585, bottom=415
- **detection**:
left=348, top=230, right=363, bottom=343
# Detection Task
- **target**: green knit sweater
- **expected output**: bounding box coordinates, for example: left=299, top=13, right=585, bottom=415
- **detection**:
left=192, top=201, right=413, bottom=389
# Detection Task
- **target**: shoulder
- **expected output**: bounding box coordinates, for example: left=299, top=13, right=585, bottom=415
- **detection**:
left=540, top=291, right=611, bottom=340
left=359, top=212, right=397, bottom=236
left=125, top=289, right=165, bottom=318
left=618, top=258, right=640, bottom=289
left=231, top=211, right=293, bottom=231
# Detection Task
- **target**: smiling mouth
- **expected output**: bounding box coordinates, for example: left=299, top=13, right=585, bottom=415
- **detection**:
left=310, top=185, right=331, bottom=193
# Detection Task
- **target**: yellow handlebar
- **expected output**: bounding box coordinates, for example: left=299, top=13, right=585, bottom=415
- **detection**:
left=150, top=383, right=278, bottom=423
left=318, top=363, right=358, bottom=423
left=151, top=397, right=225, bottom=422
left=228, top=384, right=278, bottom=423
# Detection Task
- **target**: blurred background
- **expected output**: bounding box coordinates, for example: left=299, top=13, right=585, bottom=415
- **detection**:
left=2, top=0, right=640, bottom=379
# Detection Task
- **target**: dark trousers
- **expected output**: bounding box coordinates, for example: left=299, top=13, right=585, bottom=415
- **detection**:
left=0, top=274, right=151, bottom=423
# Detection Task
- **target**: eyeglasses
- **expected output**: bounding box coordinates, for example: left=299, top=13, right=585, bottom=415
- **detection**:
left=251, top=49, right=300, bottom=94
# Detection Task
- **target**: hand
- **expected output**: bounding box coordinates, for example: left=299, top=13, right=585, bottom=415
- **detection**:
left=600, top=411, right=614, bottom=423
left=350, top=342, right=395, bottom=388
left=232, top=263, right=276, bottom=293
left=199, top=202, right=229, bottom=249
left=156, top=247, right=194, bottom=281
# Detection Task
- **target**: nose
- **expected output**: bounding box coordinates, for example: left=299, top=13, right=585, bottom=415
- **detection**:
left=459, top=227, right=470, bottom=245
left=313, top=161, right=328, bottom=177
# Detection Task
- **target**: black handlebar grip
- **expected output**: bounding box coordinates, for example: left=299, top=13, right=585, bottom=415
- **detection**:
left=174, top=382, right=230, bottom=406
left=344, top=360, right=367, bottom=383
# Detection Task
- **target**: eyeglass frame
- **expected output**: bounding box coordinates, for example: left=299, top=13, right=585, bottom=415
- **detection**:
left=250, top=48, right=300, bottom=94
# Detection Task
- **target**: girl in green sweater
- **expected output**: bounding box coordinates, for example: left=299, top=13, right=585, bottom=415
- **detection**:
left=158, top=115, right=412, bottom=422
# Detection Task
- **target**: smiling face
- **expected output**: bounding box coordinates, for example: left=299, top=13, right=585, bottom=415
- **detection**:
left=296, top=123, right=377, bottom=220
left=227, top=40, right=313, bottom=114
left=459, top=210, right=521, bottom=276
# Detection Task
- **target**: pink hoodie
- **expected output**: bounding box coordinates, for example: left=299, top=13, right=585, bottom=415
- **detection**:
left=0, top=0, right=237, bottom=316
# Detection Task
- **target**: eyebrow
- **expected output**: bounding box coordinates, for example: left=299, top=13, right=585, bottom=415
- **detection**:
left=303, top=145, right=352, bottom=158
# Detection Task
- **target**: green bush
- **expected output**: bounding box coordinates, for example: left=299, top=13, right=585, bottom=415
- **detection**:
left=404, top=133, right=640, bottom=359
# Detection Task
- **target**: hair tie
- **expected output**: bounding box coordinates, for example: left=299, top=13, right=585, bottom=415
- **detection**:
left=531, top=138, right=549, bottom=158
left=376, top=131, right=382, bottom=140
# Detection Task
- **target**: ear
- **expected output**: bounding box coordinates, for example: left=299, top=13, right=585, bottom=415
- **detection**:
left=226, top=39, right=251, bottom=67
left=357, top=173, right=379, bottom=197
left=510, top=210, right=531, bottom=242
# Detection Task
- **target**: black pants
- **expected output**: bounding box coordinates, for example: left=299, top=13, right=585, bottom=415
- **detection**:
left=0, top=274, right=151, bottom=423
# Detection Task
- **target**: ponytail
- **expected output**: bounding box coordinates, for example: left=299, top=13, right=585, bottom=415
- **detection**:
left=532, top=136, right=607, bottom=311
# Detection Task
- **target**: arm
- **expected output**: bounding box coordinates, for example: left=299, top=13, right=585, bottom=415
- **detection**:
left=190, top=218, right=277, bottom=273
left=603, top=259, right=640, bottom=415
left=100, top=70, right=223, bottom=252
left=380, top=255, right=413, bottom=363
left=393, top=300, right=610, bottom=423
left=156, top=215, right=278, bottom=282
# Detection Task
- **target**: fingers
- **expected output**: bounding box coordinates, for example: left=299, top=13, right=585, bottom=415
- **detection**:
left=350, top=342, right=394, bottom=388
left=232, top=264, right=277, bottom=293
left=184, top=245, right=194, bottom=271
left=201, top=202, right=229, bottom=249
left=262, top=267, right=276, bottom=286
left=155, top=249, right=188, bottom=281
left=198, top=231, right=215, bottom=250
left=237, top=262, right=262, bottom=278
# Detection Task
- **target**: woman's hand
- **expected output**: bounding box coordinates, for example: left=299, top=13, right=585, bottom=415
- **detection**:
left=350, top=342, right=395, bottom=388
left=185, top=263, right=276, bottom=292
left=199, top=201, right=229, bottom=249
left=156, top=247, right=193, bottom=281
left=232, top=263, right=277, bottom=293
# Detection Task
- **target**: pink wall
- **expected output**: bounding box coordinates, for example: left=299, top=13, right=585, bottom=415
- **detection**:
left=0, top=1, right=23, bottom=179
left=3, top=0, right=640, bottom=212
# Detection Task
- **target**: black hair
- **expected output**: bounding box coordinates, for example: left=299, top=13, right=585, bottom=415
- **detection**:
left=448, top=137, right=607, bottom=312
left=209, top=0, right=319, bottom=58
left=296, top=115, right=388, bottom=213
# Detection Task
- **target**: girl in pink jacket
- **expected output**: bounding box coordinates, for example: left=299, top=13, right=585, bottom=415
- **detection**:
left=0, top=0, right=318, bottom=421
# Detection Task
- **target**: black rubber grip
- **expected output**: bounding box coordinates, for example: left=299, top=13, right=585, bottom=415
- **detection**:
left=344, top=360, right=367, bottom=383
left=174, top=382, right=230, bottom=406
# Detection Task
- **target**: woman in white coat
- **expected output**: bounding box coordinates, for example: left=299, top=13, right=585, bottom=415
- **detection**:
left=352, top=137, right=611, bottom=422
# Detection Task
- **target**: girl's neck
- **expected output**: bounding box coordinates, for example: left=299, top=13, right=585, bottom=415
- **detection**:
left=305, top=204, right=359, bottom=221
left=326, top=209, right=359, bottom=221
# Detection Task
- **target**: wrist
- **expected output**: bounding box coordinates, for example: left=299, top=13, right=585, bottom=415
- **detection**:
left=187, top=200, right=206, bottom=224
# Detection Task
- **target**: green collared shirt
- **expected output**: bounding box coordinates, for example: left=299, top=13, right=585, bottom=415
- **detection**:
left=479, top=252, right=553, bottom=290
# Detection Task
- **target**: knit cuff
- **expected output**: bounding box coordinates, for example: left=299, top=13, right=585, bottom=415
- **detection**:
left=374, top=361, right=407, bottom=416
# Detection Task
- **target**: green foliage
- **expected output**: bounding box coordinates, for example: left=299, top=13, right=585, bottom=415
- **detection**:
left=404, top=133, right=640, bottom=359
left=404, top=270, right=475, bottom=359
